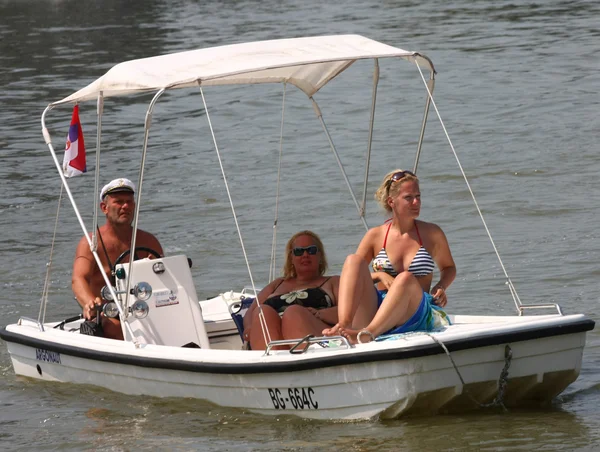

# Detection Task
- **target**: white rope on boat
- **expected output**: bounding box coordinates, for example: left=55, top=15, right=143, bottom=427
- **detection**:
left=269, top=83, right=287, bottom=283
left=38, top=183, right=64, bottom=324
left=198, top=84, right=272, bottom=346
left=414, top=62, right=523, bottom=313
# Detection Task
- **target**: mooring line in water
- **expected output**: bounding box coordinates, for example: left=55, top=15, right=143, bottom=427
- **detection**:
left=427, top=334, right=512, bottom=411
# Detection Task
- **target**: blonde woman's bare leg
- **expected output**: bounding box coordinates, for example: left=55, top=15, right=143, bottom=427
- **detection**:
left=323, top=254, right=378, bottom=335
left=340, top=271, right=423, bottom=343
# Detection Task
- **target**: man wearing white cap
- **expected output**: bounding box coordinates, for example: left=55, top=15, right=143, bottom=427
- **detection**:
left=72, top=178, right=164, bottom=340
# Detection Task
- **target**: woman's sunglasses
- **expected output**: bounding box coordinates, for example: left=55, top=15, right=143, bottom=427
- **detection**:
left=387, top=170, right=416, bottom=194
left=292, top=245, right=319, bottom=256
left=390, top=170, right=416, bottom=182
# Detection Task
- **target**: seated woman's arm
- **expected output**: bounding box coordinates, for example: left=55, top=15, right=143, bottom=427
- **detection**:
left=242, top=277, right=284, bottom=333
left=429, top=225, right=456, bottom=307
left=371, top=271, right=395, bottom=290
left=311, top=275, right=340, bottom=325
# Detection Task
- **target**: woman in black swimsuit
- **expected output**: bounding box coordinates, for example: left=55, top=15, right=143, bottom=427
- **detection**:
left=243, top=230, right=340, bottom=350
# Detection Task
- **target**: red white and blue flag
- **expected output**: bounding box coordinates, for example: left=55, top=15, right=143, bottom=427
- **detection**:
left=63, top=105, right=87, bottom=177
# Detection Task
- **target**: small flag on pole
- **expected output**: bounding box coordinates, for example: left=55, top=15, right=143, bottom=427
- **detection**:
left=63, top=105, right=87, bottom=177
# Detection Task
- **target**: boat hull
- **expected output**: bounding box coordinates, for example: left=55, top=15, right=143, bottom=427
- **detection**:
left=1, top=314, right=593, bottom=420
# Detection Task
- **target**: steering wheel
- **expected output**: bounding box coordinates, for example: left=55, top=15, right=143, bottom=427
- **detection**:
left=114, top=246, right=162, bottom=267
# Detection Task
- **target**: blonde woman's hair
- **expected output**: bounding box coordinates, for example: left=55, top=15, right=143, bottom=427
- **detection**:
left=374, top=169, right=419, bottom=212
left=282, top=230, right=328, bottom=279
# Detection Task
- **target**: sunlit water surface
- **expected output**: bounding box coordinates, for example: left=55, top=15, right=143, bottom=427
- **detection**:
left=1, top=0, right=599, bottom=450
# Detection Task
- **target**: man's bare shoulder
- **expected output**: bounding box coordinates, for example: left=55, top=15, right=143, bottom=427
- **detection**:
left=135, top=229, right=163, bottom=254
left=136, top=229, right=160, bottom=243
left=75, top=233, right=93, bottom=256
left=136, top=228, right=157, bottom=238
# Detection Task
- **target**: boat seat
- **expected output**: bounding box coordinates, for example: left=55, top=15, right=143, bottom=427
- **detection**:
left=115, top=254, right=211, bottom=348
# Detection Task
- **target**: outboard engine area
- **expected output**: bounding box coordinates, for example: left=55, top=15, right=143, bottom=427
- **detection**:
left=114, top=255, right=211, bottom=348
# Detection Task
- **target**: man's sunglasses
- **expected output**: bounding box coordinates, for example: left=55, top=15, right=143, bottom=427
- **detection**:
left=292, top=245, right=319, bottom=256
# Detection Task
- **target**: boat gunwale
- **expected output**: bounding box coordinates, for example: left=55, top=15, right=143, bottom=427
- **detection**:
left=0, top=318, right=594, bottom=375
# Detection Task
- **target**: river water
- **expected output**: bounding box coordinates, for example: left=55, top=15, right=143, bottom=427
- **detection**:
left=1, top=0, right=599, bottom=450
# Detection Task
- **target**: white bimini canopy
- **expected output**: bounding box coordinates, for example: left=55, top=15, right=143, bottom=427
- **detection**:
left=52, top=34, right=434, bottom=105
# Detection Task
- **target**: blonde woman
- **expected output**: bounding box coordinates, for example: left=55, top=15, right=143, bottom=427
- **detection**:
left=323, top=169, right=456, bottom=343
left=243, top=230, right=340, bottom=350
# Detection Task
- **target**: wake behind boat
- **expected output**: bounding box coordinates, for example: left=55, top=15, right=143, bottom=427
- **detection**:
left=0, top=35, right=594, bottom=420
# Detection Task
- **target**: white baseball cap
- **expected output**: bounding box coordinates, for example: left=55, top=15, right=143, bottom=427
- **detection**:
left=100, top=178, right=136, bottom=201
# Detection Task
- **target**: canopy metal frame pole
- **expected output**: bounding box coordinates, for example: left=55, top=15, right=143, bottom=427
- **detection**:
left=124, top=89, right=166, bottom=319
left=359, top=59, right=380, bottom=220
left=310, top=97, right=369, bottom=232
left=91, top=93, right=105, bottom=252
left=412, top=74, right=435, bottom=173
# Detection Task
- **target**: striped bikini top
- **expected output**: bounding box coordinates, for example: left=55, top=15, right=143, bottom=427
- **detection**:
left=371, top=221, right=435, bottom=277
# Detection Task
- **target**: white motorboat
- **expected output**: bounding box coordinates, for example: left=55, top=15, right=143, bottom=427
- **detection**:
left=0, top=35, right=594, bottom=421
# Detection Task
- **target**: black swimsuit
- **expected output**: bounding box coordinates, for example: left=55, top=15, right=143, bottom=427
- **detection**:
left=263, top=277, right=333, bottom=315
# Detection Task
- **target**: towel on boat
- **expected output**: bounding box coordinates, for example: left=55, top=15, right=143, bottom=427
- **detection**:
left=378, top=291, right=451, bottom=340
left=230, top=297, right=255, bottom=339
